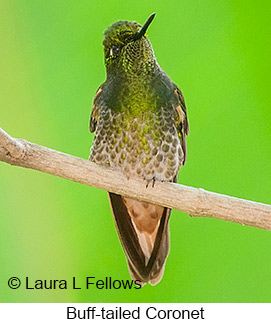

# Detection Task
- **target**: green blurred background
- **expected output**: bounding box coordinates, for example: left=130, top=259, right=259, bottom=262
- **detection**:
left=1, top=0, right=271, bottom=302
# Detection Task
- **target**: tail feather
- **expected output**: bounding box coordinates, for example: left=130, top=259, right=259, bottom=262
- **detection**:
left=109, top=192, right=171, bottom=285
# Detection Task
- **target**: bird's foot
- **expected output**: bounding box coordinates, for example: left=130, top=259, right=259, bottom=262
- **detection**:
left=145, top=176, right=156, bottom=188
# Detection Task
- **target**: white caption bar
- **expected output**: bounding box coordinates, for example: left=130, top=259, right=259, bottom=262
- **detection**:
left=1, top=303, right=271, bottom=322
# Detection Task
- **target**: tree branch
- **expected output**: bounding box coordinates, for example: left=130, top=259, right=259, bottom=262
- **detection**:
left=1, top=127, right=271, bottom=230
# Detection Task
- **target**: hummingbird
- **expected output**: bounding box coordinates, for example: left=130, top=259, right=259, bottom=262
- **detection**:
left=89, top=13, right=189, bottom=285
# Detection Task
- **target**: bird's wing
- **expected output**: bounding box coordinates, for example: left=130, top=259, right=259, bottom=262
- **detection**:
left=173, top=86, right=189, bottom=164
left=89, top=84, right=104, bottom=133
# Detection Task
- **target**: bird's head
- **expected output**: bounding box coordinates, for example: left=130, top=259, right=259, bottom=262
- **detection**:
left=102, top=13, right=156, bottom=75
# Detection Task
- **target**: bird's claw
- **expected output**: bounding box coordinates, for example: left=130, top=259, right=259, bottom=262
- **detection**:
left=145, top=177, right=156, bottom=188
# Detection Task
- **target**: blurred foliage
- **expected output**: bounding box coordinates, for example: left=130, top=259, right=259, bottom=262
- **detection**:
left=0, top=0, right=270, bottom=302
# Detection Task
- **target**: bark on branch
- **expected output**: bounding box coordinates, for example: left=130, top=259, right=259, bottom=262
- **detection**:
left=1, top=127, right=271, bottom=230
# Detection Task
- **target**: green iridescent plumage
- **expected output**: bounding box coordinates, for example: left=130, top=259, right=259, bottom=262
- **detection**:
left=89, top=14, right=189, bottom=285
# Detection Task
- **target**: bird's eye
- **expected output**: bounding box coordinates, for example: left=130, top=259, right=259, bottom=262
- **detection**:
left=109, top=45, right=121, bottom=57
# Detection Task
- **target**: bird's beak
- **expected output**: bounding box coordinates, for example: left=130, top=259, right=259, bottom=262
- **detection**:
left=133, top=13, right=156, bottom=41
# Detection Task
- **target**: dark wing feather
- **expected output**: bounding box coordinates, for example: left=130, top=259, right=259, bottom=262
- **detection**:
left=174, top=86, right=189, bottom=164
left=89, top=84, right=104, bottom=133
